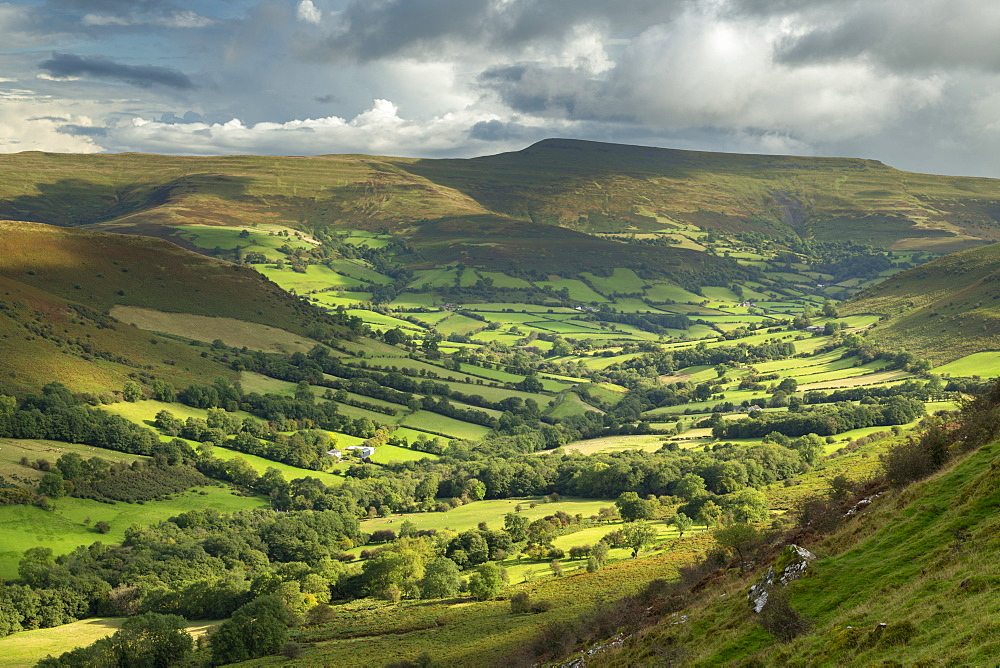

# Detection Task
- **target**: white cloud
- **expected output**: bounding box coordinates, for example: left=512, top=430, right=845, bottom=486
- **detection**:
left=296, top=1, right=323, bottom=25
left=110, top=99, right=528, bottom=157
left=0, top=99, right=101, bottom=153
left=614, top=12, right=944, bottom=142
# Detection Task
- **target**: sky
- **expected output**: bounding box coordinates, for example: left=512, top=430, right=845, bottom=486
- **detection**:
left=1, top=0, right=999, bottom=177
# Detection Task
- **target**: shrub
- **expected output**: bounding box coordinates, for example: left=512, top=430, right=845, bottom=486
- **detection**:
left=879, top=620, right=918, bottom=646
left=281, top=641, right=303, bottom=659
left=510, top=591, right=531, bottom=614
left=530, top=599, right=555, bottom=613
left=757, top=588, right=812, bottom=642
left=305, top=603, right=336, bottom=625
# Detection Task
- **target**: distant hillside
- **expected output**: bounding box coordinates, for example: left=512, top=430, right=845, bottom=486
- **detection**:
left=841, top=241, right=1000, bottom=363
left=0, top=221, right=354, bottom=395
left=1, top=140, right=998, bottom=267
left=0, top=221, right=340, bottom=337
left=409, top=139, right=1000, bottom=251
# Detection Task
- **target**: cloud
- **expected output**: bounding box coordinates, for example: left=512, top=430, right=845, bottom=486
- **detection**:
left=479, top=4, right=944, bottom=144
left=39, top=53, right=194, bottom=89
left=314, top=0, right=683, bottom=61
left=56, top=123, right=107, bottom=136
left=468, top=119, right=527, bottom=142
left=81, top=10, right=214, bottom=28
left=106, top=98, right=543, bottom=157
left=775, top=0, right=1000, bottom=73
left=296, top=0, right=322, bottom=25
left=0, top=99, right=102, bottom=153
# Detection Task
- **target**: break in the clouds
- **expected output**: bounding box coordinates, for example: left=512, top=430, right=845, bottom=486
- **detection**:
left=1, top=0, right=999, bottom=177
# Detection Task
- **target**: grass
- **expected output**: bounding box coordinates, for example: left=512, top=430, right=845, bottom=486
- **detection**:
left=549, top=393, right=603, bottom=419
left=368, top=444, right=439, bottom=464
left=581, top=269, right=647, bottom=295
left=556, top=434, right=672, bottom=455
left=360, top=497, right=614, bottom=536
left=934, top=351, right=1000, bottom=377
left=660, top=439, right=1000, bottom=666
left=257, top=264, right=364, bottom=293
left=399, top=411, right=493, bottom=440
left=109, top=305, right=320, bottom=354
left=0, top=617, right=221, bottom=668
left=270, top=529, right=717, bottom=667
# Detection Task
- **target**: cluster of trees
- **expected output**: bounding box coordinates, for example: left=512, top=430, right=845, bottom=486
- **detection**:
left=0, top=506, right=362, bottom=641
left=712, top=397, right=926, bottom=439
left=42, top=452, right=213, bottom=504
left=0, top=384, right=159, bottom=456
left=37, top=612, right=194, bottom=668
left=607, top=341, right=797, bottom=387
left=587, top=307, right=691, bottom=334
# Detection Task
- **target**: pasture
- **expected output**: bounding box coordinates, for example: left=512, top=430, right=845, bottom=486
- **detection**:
left=0, top=486, right=267, bottom=580
left=0, top=617, right=222, bottom=668
left=109, top=306, right=319, bottom=354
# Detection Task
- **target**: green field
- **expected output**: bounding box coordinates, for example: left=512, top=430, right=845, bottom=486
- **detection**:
left=934, top=351, right=1000, bottom=377
left=109, top=306, right=320, bottom=354
left=257, top=264, right=364, bottom=293
left=0, top=486, right=267, bottom=580
left=0, top=617, right=221, bottom=668
left=361, top=497, right=612, bottom=536
left=400, top=411, right=493, bottom=440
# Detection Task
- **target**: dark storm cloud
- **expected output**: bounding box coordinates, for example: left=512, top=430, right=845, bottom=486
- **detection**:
left=320, top=0, right=683, bottom=60
left=56, top=124, right=108, bottom=137
left=775, top=11, right=885, bottom=64
left=774, top=2, right=1000, bottom=72
left=40, top=53, right=194, bottom=89
left=468, top=119, right=526, bottom=141
left=478, top=64, right=630, bottom=124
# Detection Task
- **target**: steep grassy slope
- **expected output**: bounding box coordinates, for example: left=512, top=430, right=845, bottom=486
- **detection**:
left=0, top=273, right=239, bottom=396
left=841, top=241, right=1000, bottom=363
left=2, top=140, right=999, bottom=259
left=584, top=437, right=1000, bottom=666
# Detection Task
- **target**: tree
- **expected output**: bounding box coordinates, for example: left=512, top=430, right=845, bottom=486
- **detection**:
left=503, top=512, right=529, bottom=542
left=615, top=491, right=656, bottom=522
left=38, top=472, right=66, bottom=498
left=674, top=473, right=706, bottom=501
left=713, top=523, right=763, bottom=563
left=468, top=562, right=505, bottom=600
left=95, top=521, right=111, bottom=534
left=671, top=512, right=694, bottom=538
left=122, top=381, right=142, bottom=403
left=696, top=500, right=723, bottom=527
left=110, top=612, right=193, bottom=668
left=420, top=557, right=461, bottom=599
left=622, top=521, right=658, bottom=558
left=516, top=375, right=544, bottom=393
left=211, top=596, right=291, bottom=665
left=729, top=488, right=769, bottom=523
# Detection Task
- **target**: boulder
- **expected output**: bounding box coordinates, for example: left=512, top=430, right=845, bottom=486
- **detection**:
left=748, top=544, right=817, bottom=613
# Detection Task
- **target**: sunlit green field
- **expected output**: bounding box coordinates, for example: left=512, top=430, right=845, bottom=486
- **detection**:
left=0, top=486, right=267, bottom=580
left=0, top=617, right=222, bottom=668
